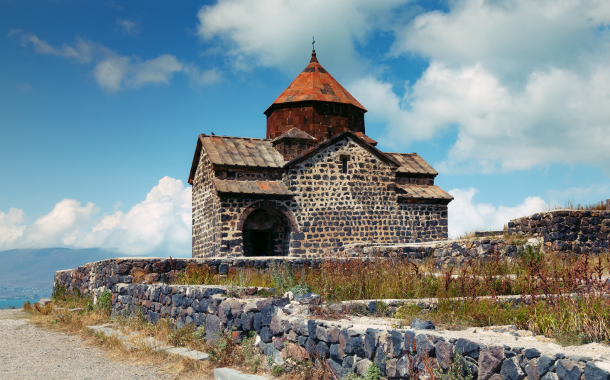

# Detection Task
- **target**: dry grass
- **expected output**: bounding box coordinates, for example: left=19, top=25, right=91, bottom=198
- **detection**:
left=25, top=289, right=335, bottom=379
left=543, top=199, right=609, bottom=212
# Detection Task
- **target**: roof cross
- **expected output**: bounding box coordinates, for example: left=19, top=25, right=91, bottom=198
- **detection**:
left=312, top=36, right=315, bottom=52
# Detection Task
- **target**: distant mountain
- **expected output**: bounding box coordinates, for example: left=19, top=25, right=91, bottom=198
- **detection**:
left=0, top=248, right=124, bottom=290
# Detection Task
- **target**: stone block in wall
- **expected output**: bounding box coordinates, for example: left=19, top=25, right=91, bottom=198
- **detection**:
left=456, top=338, right=480, bottom=359
left=205, top=314, right=225, bottom=345
left=416, top=334, right=435, bottom=357
left=556, top=360, right=583, bottom=380
left=584, top=362, right=610, bottom=380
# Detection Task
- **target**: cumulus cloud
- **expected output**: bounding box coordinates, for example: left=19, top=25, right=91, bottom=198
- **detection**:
left=94, top=53, right=184, bottom=92
left=116, top=19, right=140, bottom=36
left=448, top=187, right=545, bottom=238
left=348, top=0, right=610, bottom=173
left=196, top=0, right=407, bottom=75
left=10, top=30, right=217, bottom=92
left=0, top=177, right=192, bottom=257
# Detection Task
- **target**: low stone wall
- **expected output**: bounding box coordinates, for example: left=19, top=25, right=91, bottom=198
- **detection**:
left=55, top=260, right=610, bottom=380
left=508, top=210, right=610, bottom=254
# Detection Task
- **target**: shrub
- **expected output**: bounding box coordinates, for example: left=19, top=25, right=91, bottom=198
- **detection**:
left=96, top=290, right=112, bottom=315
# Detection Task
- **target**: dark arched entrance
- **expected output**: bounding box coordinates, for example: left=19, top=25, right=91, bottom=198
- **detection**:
left=242, top=209, right=290, bottom=256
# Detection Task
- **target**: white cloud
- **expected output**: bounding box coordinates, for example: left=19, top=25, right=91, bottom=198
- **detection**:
left=94, top=54, right=184, bottom=92
left=183, top=64, right=222, bottom=86
left=9, top=29, right=94, bottom=63
left=196, top=0, right=407, bottom=75
left=448, top=187, right=545, bottom=238
left=349, top=0, right=610, bottom=173
left=10, top=30, right=214, bottom=92
left=116, top=19, right=140, bottom=36
left=547, top=183, right=610, bottom=205
left=391, top=0, right=610, bottom=81
left=0, top=177, right=192, bottom=257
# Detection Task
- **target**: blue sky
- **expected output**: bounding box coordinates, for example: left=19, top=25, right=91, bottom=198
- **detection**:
left=1, top=0, right=610, bottom=257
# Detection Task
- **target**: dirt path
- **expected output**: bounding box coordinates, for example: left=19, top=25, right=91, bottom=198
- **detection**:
left=0, top=309, right=170, bottom=380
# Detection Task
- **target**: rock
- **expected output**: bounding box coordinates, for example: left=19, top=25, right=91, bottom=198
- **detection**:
left=541, top=372, right=559, bottom=380
left=315, top=326, right=328, bottom=342
left=305, top=337, right=317, bottom=355
left=261, top=305, right=277, bottom=325
left=556, top=360, right=582, bottom=380
left=501, top=357, right=526, bottom=380
left=490, top=374, right=503, bottom=380
left=411, top=318, right=435, bottom=330
left=352, top=335, right=365, bottom=358
left=386, top=358, right=399, bottom=377
left=437, top=340, right=455, bottom=371
left=374, top=346, right=386, bottom=374
left=397, top=355, right=411, bottom=377
left=327, top=326, right=340, bottom=343
left=416, top=334, right=435, bottom=357
left=456, top=338, right=480, bottom=359
left=327, top=358, right=349, bottom=379
left=284, top=342, right=309, bottom=361
left=584, top=361, right=610, bottom=380
left=273, top=350, right=284, bottom=366
left=391, top=330, right=405, bottom=357
left=260, top=327, right=273, bottom=343
left=269, top=316, right=287, bottom=335
left=294, top=293, right=321, bottom=305
left=342, top=355, right=357, bottom=372
left=307, top=320, right=317, bottom=338
left=272, top=336, right=285, bottom=351
left=364, top=329, right=378, bottom=359
left=205, top=314, right=224, bottom=345
left=339, top=329, right=354, bottom=357
left=330, top=344, right=340, bottom=361
left=525, top=360, right=540, bottom=380
left=316, top=341, right=329, bottom=358
left=538, top=356, right=556, bottom=377
left=479, top=349, right=504, bottom=380
left=356, top=359, right=373, bottom=376
left=525, top=348, right=541, bottom=359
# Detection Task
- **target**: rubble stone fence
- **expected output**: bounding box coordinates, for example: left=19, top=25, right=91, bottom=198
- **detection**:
left=55, top=260, right=610, bottom=380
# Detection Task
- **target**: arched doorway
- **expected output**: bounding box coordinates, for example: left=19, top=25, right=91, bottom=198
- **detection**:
left=242, top=209, right=290, bottom=256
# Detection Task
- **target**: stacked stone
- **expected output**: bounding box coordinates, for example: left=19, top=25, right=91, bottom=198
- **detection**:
left=508, top=211, right=610, bottom=254
left=106, top=282, right=610, bottom=380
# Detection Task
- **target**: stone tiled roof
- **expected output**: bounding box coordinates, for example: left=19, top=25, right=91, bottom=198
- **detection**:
left=213, top=179, right=294, bottom=196
left=396, top=184, right=453, bottom=201
left=385, top=153, right=438, bottom=176
left=199, top=135, right=285, bottom=168
left=265, top=52, right=366, bottom=113
left=271, top=128, right=317, bottom=142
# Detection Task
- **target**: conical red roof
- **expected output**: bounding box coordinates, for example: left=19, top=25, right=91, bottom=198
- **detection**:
left=265, top=52, right=367, bottom=113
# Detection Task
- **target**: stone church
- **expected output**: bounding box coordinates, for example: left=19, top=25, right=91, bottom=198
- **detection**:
left=188, top=50, right=453, bottom=258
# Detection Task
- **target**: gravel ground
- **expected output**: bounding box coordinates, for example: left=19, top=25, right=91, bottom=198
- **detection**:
left=0, top=309, right=171, bottom=380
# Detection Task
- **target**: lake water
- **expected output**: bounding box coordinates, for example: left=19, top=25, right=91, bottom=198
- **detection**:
left=0, top=299, right=39, bottom=309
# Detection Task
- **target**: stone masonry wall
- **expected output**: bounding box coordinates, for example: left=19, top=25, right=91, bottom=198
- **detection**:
left=508, top=210, right=610, bottom=254
left=206, top=137, right=449, bottom=258
left=55, top=260, right=610, bottom=380
left=192, top=151, right=221, bottom=258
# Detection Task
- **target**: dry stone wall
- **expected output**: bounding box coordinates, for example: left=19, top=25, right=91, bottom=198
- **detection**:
left=508, top=210, right=610, bottom=254
left=54, top=260, right=610, bottom=380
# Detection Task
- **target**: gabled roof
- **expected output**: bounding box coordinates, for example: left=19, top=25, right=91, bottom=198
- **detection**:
left=271, top=128, right=317, bottom=143
left=285, top=130, right=399, bottom=169
left=396, top=184, right=453, bottom=201
left=188, top=134, right=285, bottom=185
left=265, top=51, right=366, bottom=115
left=213, top=179, right=294, bottom=196
left=385, top=153, right=438, bottom=176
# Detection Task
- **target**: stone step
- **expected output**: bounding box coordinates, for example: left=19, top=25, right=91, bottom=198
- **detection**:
left=213, top=368, right=270, bottom=380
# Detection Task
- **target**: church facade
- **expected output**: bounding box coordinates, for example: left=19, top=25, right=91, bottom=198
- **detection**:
left=188, top=50, right=453, bottom=258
